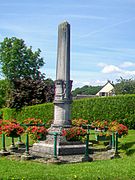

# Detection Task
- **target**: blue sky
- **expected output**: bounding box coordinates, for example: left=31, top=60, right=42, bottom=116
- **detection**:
left=1, top=0, right=135, bottom=89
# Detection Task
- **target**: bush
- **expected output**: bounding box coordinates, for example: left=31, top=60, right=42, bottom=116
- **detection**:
left=1, top=120, right=24, bottom=137
left=2, top=103, right=53, bottom=124
left=72, top=95, right=135, bottom=129
left=62, top=127, right=87, bottom=141
left=2, top=94, right=135, bottom=129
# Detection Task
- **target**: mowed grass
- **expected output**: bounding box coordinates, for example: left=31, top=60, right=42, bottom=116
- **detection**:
left=0, top=130, right=135, bottom=180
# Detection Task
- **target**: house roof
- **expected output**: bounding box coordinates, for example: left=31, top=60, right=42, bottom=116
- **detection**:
left=96, top=80, right=114, bottom=95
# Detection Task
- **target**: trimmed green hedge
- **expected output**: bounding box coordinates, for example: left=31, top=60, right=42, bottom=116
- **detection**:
left=2, top=103, right=54, bottom=124
left=1, top=94, right=135, bottom=129
left=72, top=95, right=135, bottom=129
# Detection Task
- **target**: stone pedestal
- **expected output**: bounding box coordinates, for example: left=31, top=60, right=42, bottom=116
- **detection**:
left=31, top=126, right=86, bottom=157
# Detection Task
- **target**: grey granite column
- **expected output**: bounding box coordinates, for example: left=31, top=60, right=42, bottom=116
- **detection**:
left=53, top=21, right=72, bottom=127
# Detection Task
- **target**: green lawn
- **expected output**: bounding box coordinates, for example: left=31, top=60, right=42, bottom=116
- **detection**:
left=0, top=130, right=135, bottom=180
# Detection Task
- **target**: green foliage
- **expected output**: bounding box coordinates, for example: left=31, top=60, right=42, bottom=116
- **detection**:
left=0, top=79, right=10, bottom=108
left=115, top=77, right=135, bottom=95
left=72, top=85, right=102, bottom=97
left=2, top=103, right=54, bottom=124
left=0, top=37, right=55, bottom=109
left=2, top=94, right=135, bottom=129
left=72, top=95, right=135, bottom=129
left=7, top=78, right=54, bottom=109
left=0, top=37, right=44, bottom=80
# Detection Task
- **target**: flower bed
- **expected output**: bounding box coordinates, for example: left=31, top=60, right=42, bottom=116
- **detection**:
left=62, top=127, right=87, bottom=141
left=26, top=126, right=47, bottom=141
left=23, top=118, right=47, bottom=141
left=108, top=121, right=128, bottom=137
left=2, top=120, right=24, bottom=138
left=91, top=120, right=128, bottom=140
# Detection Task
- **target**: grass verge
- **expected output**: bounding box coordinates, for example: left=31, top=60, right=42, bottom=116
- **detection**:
left=0, top=130, right=134, bottom=180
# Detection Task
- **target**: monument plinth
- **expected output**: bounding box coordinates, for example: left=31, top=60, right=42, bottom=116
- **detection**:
left=31, top=22, right=85, bottom=157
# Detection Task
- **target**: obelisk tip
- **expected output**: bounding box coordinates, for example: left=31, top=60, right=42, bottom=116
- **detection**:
left=59, top=21, right=70, bottom=28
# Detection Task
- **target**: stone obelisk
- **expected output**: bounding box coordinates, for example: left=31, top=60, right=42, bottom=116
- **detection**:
left=53, top=21, right=72, bottom=128
left=31, top=21, right=74, bottom=156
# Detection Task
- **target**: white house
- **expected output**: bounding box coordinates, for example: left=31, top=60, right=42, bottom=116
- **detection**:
left=96, top=81, right=115, bottom=97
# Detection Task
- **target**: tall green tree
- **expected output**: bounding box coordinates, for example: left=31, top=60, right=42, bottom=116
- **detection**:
left=0, top=37, right=54, bottom=109
left=115, top=77, right=135, bottom=94
left=0, top=79, right=10, bottom=108
left=0, top=37, right=44, bottom=80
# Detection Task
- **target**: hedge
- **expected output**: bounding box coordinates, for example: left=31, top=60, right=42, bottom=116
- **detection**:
left=2, top=103, right=54, bottom=124
left=1, top=94, right=135, bottom=129
left=72, top=95, right=135, bottom=129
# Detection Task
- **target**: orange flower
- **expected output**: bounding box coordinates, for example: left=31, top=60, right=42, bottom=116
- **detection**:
left=62, top=127, right=87, bottom=141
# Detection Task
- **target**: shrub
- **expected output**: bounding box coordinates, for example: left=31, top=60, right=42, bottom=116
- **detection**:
left=72, top=118, right=88, bottom=127
left=2, top=94, right=135, bottom=129
left=23, top=118, right=47, bottom=141
left=2, top=103, right=53, bottom=124
left=2, top=120, right=24, bottom=137
left=93, top=120, right=128, bottom=137
left=108, top=121, right=128, bottom=136
left=72, top=95, right=135, bottom=129
left=62, top=127, right=87, bottom=141
left=26, top=126, right=47, bottom=141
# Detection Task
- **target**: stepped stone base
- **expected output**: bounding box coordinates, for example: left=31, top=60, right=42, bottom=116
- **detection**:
left=31, top=141, right=86, bottom=157
left=30, top=126, right=86, bottom=157
left=0, top=150, right=10, bottom=156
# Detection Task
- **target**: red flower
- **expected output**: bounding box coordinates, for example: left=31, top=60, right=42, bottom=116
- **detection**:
left=62, top=127, right=87, bottom=141
left=108, top=121, right=128, bottom=136
left=27, top=126, right=47, bottom=141
left=2, top=120, right=24, bottom=137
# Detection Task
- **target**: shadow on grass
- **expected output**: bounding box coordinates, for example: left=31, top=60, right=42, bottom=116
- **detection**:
left=126, top=149, right=135, bottom=156
left=120, top=141, right=135, bottom=156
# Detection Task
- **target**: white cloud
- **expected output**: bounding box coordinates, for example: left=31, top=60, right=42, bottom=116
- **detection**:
left=102, top=65, right=121, bottom=73
left=97, top=62, right=107, bottom=67
left=123, top=70, right=135, bottom=76
left=120, top=61, right=135, bottom=68
left=98, top=62, right=135, bottom=80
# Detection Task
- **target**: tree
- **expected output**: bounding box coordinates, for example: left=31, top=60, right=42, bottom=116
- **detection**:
left=0, top=37, right=55, bottom=109
left=115, top=77, right=135, bottom=95
left=7, top=78, right=54, bottom=109
left=0, top=37, right=44, bottom=80
left=0, top=79, right=10, bottom=108
left=72, top=85, right=102, bottom=97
